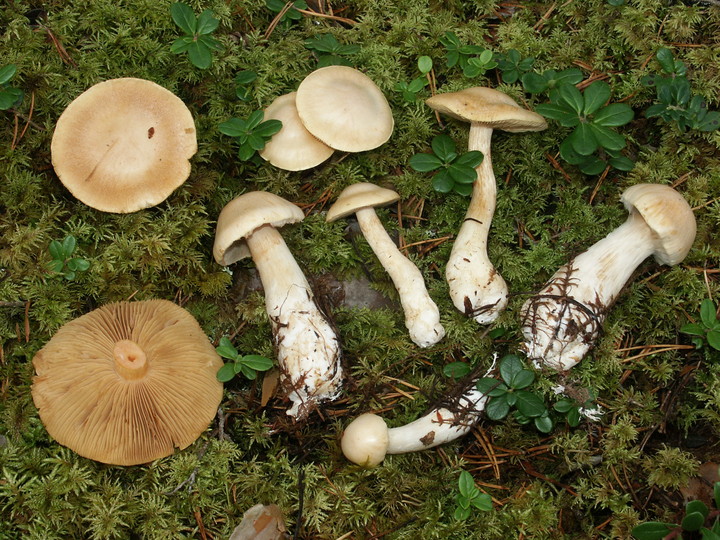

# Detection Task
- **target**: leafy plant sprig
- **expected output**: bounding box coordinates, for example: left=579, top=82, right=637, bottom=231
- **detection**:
left=681, top=298, right=720, bottom=351
left=535, top=80, right=635, bottom=175
left=495, top=49, right=534, bottom=84
left=170, top=2, right=223, bottom=69
left=304, top=34, right=360, bottom=68
left=266, top=0, right=307, bottom=26
left=216, top=337, right=274, bottom=382
left=409, top=134, right=483, bottom=196
left=219, top=111, right=282, bottom=161
left=395, top=56, right=433, bottom=102
left=454, top=470, right=492, bottom=520
left=553, top=389, right=599, bottom=427
left=440, top=31, right=497, bottom=78
left=234, top=71, right=258, bottom=102
left=521, top=68, right=584, bottom=100
left=48, top=235, right=90, bottom=281
left=0, top=64, right=23, bottom=110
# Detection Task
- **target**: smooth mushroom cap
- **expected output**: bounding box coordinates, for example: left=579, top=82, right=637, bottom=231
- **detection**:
left=213, top=191, right=305, bottom=266
left=31, top=300, right=223, bottom=466
left=295, top=66, right=394, bottom=152
left=425, top=86, right=547, bottom=133
left=51, top=77, right=197, bottom=213
left=620, top=183, right=697, bottom=266
left=259, top=92, right=334, bottom=171
left=341, top=413, right=390, bottom=467
left=325, top=182, right=400, bottom=222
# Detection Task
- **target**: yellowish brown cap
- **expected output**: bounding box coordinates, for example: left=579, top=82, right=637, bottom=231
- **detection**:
left=296, top=66, right=394, bottom=152
left=326, top=182, right=400, bottom=222
left=213, top=191, right=305, bottom=266
left=259, top=92, right=334, bottom=171
left=51, top=78, right=197, bottom=213
left=425, top=87, right=547, bottom=133
left=31, top=299, right=223, bottom=466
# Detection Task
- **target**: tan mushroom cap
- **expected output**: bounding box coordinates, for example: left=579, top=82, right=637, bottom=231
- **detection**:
left=620, top=183, right=697, bottom=266
left=326, top=182, right=400, bottom=222
left=31, top=299, right=223, bottom=466
left=51, top=77, right=198, bottom=213
left=295, top=66, right=394, bottom=152
left=259, top=92, right=334, bottom=171
left=425, top=86, right=547, bottom=133
left=213, top=191, right=305, bottom=266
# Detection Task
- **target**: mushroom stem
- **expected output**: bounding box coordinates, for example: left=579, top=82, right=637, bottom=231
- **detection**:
left=245, top=224, right=342, bottom=418
left=113, top=340, right=149, bottom=380
left=354, top=207, right=445, bottom=347
left=446, top=124, right=508, bottom=324
left=520, top=210, right=656, bottom=371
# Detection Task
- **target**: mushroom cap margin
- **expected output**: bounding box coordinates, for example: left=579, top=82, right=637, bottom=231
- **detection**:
left=326, top=182, right=400, bottom=222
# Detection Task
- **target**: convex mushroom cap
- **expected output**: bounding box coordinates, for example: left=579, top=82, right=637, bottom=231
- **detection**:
left=51, top=77, right=197, bottom=213
left=259, top=92, right=334, bottom=171
left=296, top=66, right=394, bottom=152
left=31, top=300, right=223, bottom=466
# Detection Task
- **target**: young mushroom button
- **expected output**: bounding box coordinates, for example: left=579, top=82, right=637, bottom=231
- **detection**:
left=425, top=87, right=547, bottom=324
left=213, top=191, right=343, bottom=419
left=521, top=183, right=697, bottom=371
left=326, top=183, right=445, bottom=348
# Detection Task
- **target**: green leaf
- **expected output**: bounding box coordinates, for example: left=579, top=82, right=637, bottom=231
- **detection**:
left=476, top=377, right=508, bottom=397
left=171, top=2, right=197, bottom=35
left=458, top=470, right=476, bottom=498
left=198, top=34, right=223, bottom=52
left=687, top=500, right=709, bottom=520
left=514, top=391, right=547, bottom=418
left=418, top=55, right=432, bottom=74
left=447, top=163, right=478, bottom=184
left=454, top=183, right=472, bottom=196
left=246, top=133, right=266, bottom=151
left=170, top=37, right=193, bottom=54
left=608, top=155, right=635, bottom=171
left=505, top=392, right=517, bottom=407
left=241, top=355, right=274, bottom=371
left=216, top=337, right=239, bottom=360
left=593, top=103, right=634, bottom=127
left=707, top=330, right=720, bottom=351
left=534, top=414, right=554, bottom=433
left=237, top=142, right=256, bottom=161
left=245, top=110, right=265, bottom=130
left=217, top=363, right=237, bottom=382
left=588, top=123, right=626, bottom=151
left=70, top=258, right=90, bottom=272
left=454, top=506, right=471, bottom=521
left=656, top=47, right=676, bottom=74
left=0, top=64, right=17, bottom=85
left=558, top=84, right=584, bottom=115
left=239, top=364, right=258, bottom=380
left=583, top=81, right=611, bottom=115
left=253, top=119, right=283, bottom=138
left=698, top=111, right=720, bottom=132
left=454, top=150, right=483, bottom=168
left=578, top=156, right=608, bottom=175
left=553, top=399, right=574, bottom=413
left=521, top=72, right=547, bottom=94
left=431, top=135, right=456, bottom=161
left=443, top=362, right=472, bottom=379
left=471, top=493, right=493, bottom=511
left=701, top=526, right=720, bottom=540
left=64, top=270, right=76, bottom=280
left=432, top=170, right=454, bottom=193
left=681, top=323, right=707, bottom=337
left=219, top=118, right=248, bottom=137
left=535, top=103, right=580, bottom=127
left=510, top=369, right=535, bottom=390
left=682, top=512, right=707, bottom=532
left=567, top=407, right=581, bottom=427
left=187, top=41, right=212, bottom=69
left=486, top=396, right=511, bottom=420
left=568, top=123, right=598, bottom=155
left=196, top=10, right=219, bottom=34
left=235, top=70, right=258, bottom=85
left=499, top=355, right=524, bottom=385
left=47, top=259, right=64, bottom=273
left=49, top=240, right=64, bottom=261
left=62, top=235, right=76, bottom=256
left=410, top=153, right=444, bottom=172
left=631, top=522, right=676, bottom=540
left=714, top=481, right=720, bottom=508
left=700, top=299, right=717, bottom=328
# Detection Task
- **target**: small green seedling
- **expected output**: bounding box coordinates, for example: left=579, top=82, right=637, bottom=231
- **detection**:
left=496, top=49, right=534, bottom=84
left=443, top=361, right=472, bottom=379
left=681, top=298, right=720, bottom=351
left=304, top=34, right=360, bottom=68
left=216, top=337, right=274, bottom=382
left=455, top=470, right=492, bottom=520
left=632, top=482, right=720, bottom=539
left=395, top=56, right=433, bottom=102
left=409, top=134, right=483, bottom=196
left=266, top=0, right=307, bottom=26
left=48, top=235, right=90, bottom=281
left=440, top=31, right=497, bottom=78
left=0, top=64, right=23, bottom=110
left=219, top=110, right=282, bottom=161
left=553, top=389, right=598, bottom=427
left=642, top=48, right=720, bottom=133
left=170, top=2, right=223, bottom=69
left=520, top=67, right=583, bottom=100
left=476, top=354, right=550, bottom=432
left=535, top=80, right=635, bottom=175
left=234, top=70, right=258, bottom=101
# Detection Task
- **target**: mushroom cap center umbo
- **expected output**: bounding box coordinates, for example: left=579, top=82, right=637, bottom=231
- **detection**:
left=113, top=339, right=149, bottom=380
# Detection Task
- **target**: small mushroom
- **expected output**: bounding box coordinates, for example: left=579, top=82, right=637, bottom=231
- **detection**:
left=341, top=363, right=495, bottom=466
left=51, top=77, right=197, bottom=213
left=259, top=92, right=334, bottom=171
left=213, top=191, right=343, bottom=419
left=295, top=66, right=394, bottom=152
left=31, top=300, right=223, bottom=466
left=520, top=183, right=697, bottom=371
left=425, top=87, right=547, bottom=324
left=326, top=182, right=445, bottom=347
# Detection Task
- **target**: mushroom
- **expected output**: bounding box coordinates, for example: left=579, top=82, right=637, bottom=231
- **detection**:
left=31, top=300, right=223, bottom=466
left=259, top=92, right=334, bottom=171
left=425, top=87, right=547, bottom=324
left=295, top=66, right=394, bottom=152
left=51, top=77, right=197, bottom=213
left=326, top=182, right=445, bottom=347
left=341, top=362, right=496, bottom=467
left=520, top=183, right=697, bottom=371
left=213, top=191, right=342, bottom=419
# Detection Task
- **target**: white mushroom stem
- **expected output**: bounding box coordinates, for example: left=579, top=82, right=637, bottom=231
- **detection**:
left=521, top=210, right=656, bottom=371
left=341, top=361, right=495, bottom=467
left=446, top=125, right=508, bottom=324
left=245, top=224, right=342, bottom=418
left=355, top=207, right=445, bottom=347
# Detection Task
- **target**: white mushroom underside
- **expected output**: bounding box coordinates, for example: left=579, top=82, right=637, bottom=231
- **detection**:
left=355, top=207, right=445, bottom=347
left=245, top=225, right=342, bottom=418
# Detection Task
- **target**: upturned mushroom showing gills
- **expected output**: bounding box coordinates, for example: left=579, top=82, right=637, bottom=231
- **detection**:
left=213, top=191, right=342, bottom=419
left=31, top=300, right=223, bottom=466
left=425, top=87, right=547, bottom=324
left=326, top=182, right=445, bottom=347
left=520, top=183, right=697, bottom=371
